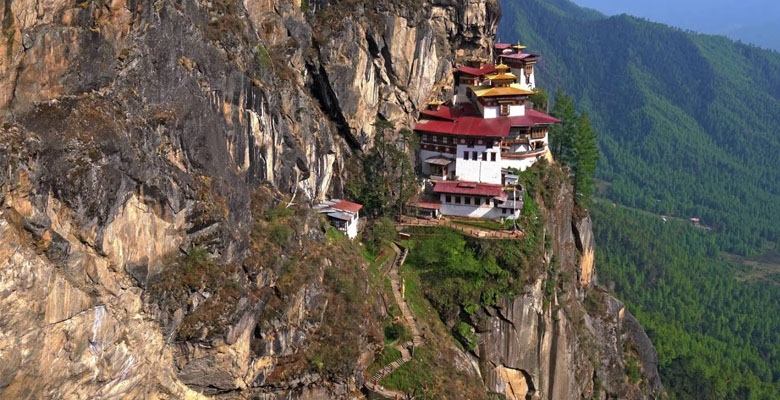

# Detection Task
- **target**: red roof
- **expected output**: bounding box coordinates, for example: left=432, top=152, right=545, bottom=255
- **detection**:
left=416, top=106, right=559, bottom=136
left=501, top=53, right=538, bottom=62
left=333, top=200, right=362, bottom=213
left=508, top=108, right=561, bottom=126
left=415, top=117, right=510, bottom=137
left=433, top=181, right=507, bottom=198
left=412, top=201, right=441, bottom=210
left=420, top=107, right=458, bottom=121
left=421, top=103, right=480, bottom=121
left=456, top=65, right=496, bottom=76
left=494, top=43, right=512, bottom=50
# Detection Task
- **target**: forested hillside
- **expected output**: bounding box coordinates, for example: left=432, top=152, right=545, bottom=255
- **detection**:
left=500, top=0, right=780, bottom=255
left=499, top=0, right=780, bottom=398
left=592, top=201, right=779, bottom=399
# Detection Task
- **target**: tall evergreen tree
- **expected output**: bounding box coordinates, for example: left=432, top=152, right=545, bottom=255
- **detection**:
left=549, top=90, right=577, bottom=164
left=346, top=121, right=417, bottom=218
left=572, top=111, right=599, bottom=207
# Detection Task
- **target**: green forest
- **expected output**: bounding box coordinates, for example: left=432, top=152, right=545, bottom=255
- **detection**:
left=593, top=201, right=779, bottom=399
left=501, top=0, right=780, bottom=255
left=499, top=0, right=780, bottom=397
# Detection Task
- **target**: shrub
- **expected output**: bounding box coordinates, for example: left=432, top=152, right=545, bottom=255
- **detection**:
left=384, top=322, right=408, bottom=342
left=454, top=322, right=478, bottom=351
left=269, top=222, right=292, bottom=246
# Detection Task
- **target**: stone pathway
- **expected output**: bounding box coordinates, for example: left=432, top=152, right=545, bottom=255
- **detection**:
left=364, top=244, right=425, bottom=400
left=399, top=216, right=525, bottom=239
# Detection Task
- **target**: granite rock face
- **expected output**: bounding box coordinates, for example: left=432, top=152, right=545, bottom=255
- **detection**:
left=0, top=0, right=663, bottom=398
left=0, top=0, right=498, bottom=398
left=472, top=180, right=664, bottom=400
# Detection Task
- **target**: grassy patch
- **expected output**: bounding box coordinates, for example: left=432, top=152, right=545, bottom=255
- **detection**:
left=367, top=346, right=402, bottom=377
left=453, top=322, right=478, bottom=351
left=380, top=345, right=436, bottom=395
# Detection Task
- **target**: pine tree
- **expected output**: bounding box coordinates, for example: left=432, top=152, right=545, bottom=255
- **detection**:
left=346, top=121, right=418, bottom=217
left=549, top=90, right=577, bottom=164
left=572, top=111, right=599, bottom=207
left=528, top=87, right=549, bottom=112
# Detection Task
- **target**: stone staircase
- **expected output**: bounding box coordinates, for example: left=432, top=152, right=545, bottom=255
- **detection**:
left=364, top=244, right=425, bottom=400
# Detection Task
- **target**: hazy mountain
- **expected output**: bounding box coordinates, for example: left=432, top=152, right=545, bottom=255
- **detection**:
left=572, top=0, right=780, bottom=51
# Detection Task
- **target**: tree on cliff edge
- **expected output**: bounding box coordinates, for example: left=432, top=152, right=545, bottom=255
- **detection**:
left=572, top=111, right=599, bottom=207
left=549, top=91, right=600, bottom=207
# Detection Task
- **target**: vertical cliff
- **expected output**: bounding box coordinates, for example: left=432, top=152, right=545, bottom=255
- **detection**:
left=0, top=0, right=663, bottom=398
left=469, top=166, right=664, bottom=400
left=0, top=0, right=501, bottom=398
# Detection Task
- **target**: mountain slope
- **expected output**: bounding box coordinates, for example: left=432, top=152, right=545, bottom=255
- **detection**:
left=500, top=0, right=780, bottom=255
left=498, top=0, right=780, bottom=398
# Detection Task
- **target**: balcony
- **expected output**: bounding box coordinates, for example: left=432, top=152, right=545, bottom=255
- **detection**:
left=503, top=137, right=530, bottom=145
left=501, top=147, right=548, bottom=159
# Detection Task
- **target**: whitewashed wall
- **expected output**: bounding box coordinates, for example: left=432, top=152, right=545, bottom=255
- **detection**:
left=455, top=145, right=502, bottom=184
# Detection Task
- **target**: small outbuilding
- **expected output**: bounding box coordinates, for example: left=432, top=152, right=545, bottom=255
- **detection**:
left=314, top=199, right=363, bottom=239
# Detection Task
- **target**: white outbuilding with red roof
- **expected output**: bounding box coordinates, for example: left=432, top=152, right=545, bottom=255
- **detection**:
left=313, top=199, right=363, bottom=239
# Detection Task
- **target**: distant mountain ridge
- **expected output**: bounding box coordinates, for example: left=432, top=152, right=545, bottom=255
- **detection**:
left=500, top=0, right=780, bottom=255
left=571, top=0, right=780, bottom=51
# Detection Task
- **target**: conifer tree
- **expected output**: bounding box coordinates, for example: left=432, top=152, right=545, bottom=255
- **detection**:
left=572, top=111, right=599, bottom=207
left=528, top=88, right=549, bottom=112
left=549, top=90, right=577, bottom=164
left=346, top=121, right=417, bottom=217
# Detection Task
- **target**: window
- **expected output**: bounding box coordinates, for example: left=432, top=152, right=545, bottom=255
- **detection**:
left=422, top=134, right=428, bottom=141
left=465, top=197, right=471, bottom=205
left=468, top=139, right=474, bottom=148
left=500, top=104, right=509, bottom=116
left=446, top=195, right=452, bottom=203
left=433, top=135, right=438, bottom=142
left=472, top=152, right=478, bottom=161
left=482, top=152, right=487, bottom=161
left=475, top=198, right=481, bottom=205
left=463, top=151, right=469, bottom=160
left=477, top=139, right=483, bottom=145
left=502, top=208, right=508, bottom=214
left=456, top=196, right=461, bottom=204
left=442, top=136, right=448, bottom=144
left=491, top=153, right=496, bottom=162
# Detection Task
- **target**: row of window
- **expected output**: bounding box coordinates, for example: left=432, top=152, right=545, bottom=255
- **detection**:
left=445, top=195, right=495, bottom=206
left=422, top=134, right=453, bottom=144
left=463, top=151, right=497, bottom=162
left=422, top=135, right=495, bottom=148
left=443, top=195, right=514, bottom=214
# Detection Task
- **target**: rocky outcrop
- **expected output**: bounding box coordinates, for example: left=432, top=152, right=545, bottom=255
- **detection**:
left=0, top=0, right=499, bottom=398
left=472, top=178, right=663, bottom=400
left=0, top=0, right=663, bottom=398
left=574, top=215, right=596, bottom=286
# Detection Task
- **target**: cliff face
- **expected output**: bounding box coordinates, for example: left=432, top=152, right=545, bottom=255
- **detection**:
left=0, top=0, right=498, bottom=398
left=471, top=175, right=664, bottom=400
left=0, top=0, right=662, bottom=399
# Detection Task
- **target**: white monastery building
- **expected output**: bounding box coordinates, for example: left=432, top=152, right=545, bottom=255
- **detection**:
left=412, top=41, right=558, bottom=220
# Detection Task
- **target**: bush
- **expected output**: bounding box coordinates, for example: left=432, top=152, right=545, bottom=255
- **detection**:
left=384, top=322, right=408, bottom=343
left=454, top=322, right=478, bottom=351
left=365, top=217, right=397, bottom=255
left=626, top=355, right=641, bottom=384
left=269, top=222, right=292, bottom=246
